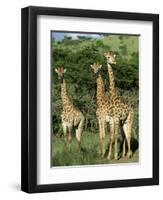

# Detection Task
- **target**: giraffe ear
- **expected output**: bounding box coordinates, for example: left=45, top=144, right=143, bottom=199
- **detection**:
left=90, top=64, right=93, bottom=69
left=54, top=68, right=58, bottom=73
left=63, top=69, right=67, bottom=73
left=99, top=65, right=102, bottom=69
left=114, top=54, right=116, bottom=58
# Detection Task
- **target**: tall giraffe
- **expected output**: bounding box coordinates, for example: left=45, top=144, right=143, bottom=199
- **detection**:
left=55, top=67, right=85, bottom=150
left=90, top=63, right=114, bottom=157
left=104, top=51, right=134, bottom=159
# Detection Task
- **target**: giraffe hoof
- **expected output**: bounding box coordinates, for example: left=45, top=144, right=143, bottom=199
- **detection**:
left=77, top=143, right=81, bottom=152
left=127, top=151, right=132, bottom=158
left=107, top=155, right=112, bottom=160
left=98, top=150, right=105, bottom=158
left=114, top=154, right=118, bottom=160
left=101, top=152, right=105, bottom=158
left=99, top=153, right=104, bottom=158
left=98, top=150, right=101, bottom=156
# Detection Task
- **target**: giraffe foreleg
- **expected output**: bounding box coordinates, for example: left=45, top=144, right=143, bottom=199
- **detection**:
left=62, top=121, right=68, bottom=147
left=123, top=111, right=134, bottom=158
left=122, top=138, right=126, bottom=158
left=67, top=124, right=72, bottom=143
left=123, top=123, right=132, bottom=158
left=76, top=115, right=85, bottom=151
left=114, top=119, right=120, bottom=160
left=107, top=117, right=114, bottom=160
left=98, top=119, right=105, bottom=157
left=101, top=120, right=106, bottom=157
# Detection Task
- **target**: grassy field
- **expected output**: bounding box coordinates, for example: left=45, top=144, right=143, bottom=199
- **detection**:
left=52, top=131, right=139, bottom=167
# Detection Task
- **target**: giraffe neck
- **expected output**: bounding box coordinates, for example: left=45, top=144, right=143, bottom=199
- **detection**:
left=61, top=79, right=73, bottom=109
left=96, top=74, right=107, bottom=107
left=107, top=63, right=116, bottom=98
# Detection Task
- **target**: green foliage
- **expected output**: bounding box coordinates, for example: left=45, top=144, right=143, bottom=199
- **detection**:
left=96, top=40, right=104, bottom=47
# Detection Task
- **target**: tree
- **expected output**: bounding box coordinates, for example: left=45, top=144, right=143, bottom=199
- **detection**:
left=63, top=36, right=72, bottom=45
left=119, top=44, right=128, bottom=60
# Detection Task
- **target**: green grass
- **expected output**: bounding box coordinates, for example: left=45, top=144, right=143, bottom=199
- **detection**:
left=52, top=131, right=139, bottom=167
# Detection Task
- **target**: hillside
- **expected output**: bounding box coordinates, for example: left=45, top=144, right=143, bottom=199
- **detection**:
left=52, top=34, right=139, bottom=59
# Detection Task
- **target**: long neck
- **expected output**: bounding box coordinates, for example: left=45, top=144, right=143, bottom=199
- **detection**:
left=96, top=74, right=107, bottom=106
left=61, top=79, right=72, bottom=108
left=107, top=63, right=116, bottom=98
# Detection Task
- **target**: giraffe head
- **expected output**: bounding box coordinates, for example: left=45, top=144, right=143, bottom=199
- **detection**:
left=90, top=63, right=102, bottom=75
left=55, top=67, right=67, bottom=82
left=104, top=51, right=116, bottom=64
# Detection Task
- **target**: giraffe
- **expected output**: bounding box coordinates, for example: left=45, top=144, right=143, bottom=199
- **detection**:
left=54, top=67, right=85, bottom=150
left=104, top=51, right=134, bottom=159
left=90, top=63, right=114, bottom=157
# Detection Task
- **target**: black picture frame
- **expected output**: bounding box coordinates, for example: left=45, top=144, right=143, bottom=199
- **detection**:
left=21, top=6, right=159, bottom=193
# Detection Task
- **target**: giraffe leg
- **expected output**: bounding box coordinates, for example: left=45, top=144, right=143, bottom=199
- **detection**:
left=123, top=111, right=134, bottom=158
left=75, top=129, right=81, bottom=152
left=98, top=120, right=105, bottom=157
left=123, top=122, right=132, bottom=158
left=126, top=119, right=133, bottom=158
left=122, top=139, right=126, bottom=158
left=127, top=111, right=134, bottom=158
left=107, top=117, right=114, bottom=160
left=62, top=121, right=68, bottom=146
left=76, top=115, right=85, bottom=151
left=126, top=136, right=132, bottom=158
left=114, top=119, right=120, bottom=160
left=101, top=120, right=106, bottom=157
left=67, top=124, right=72, bottom=143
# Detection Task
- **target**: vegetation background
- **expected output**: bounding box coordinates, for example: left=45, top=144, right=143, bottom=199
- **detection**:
left=51, top=32, right=139, bottom=166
